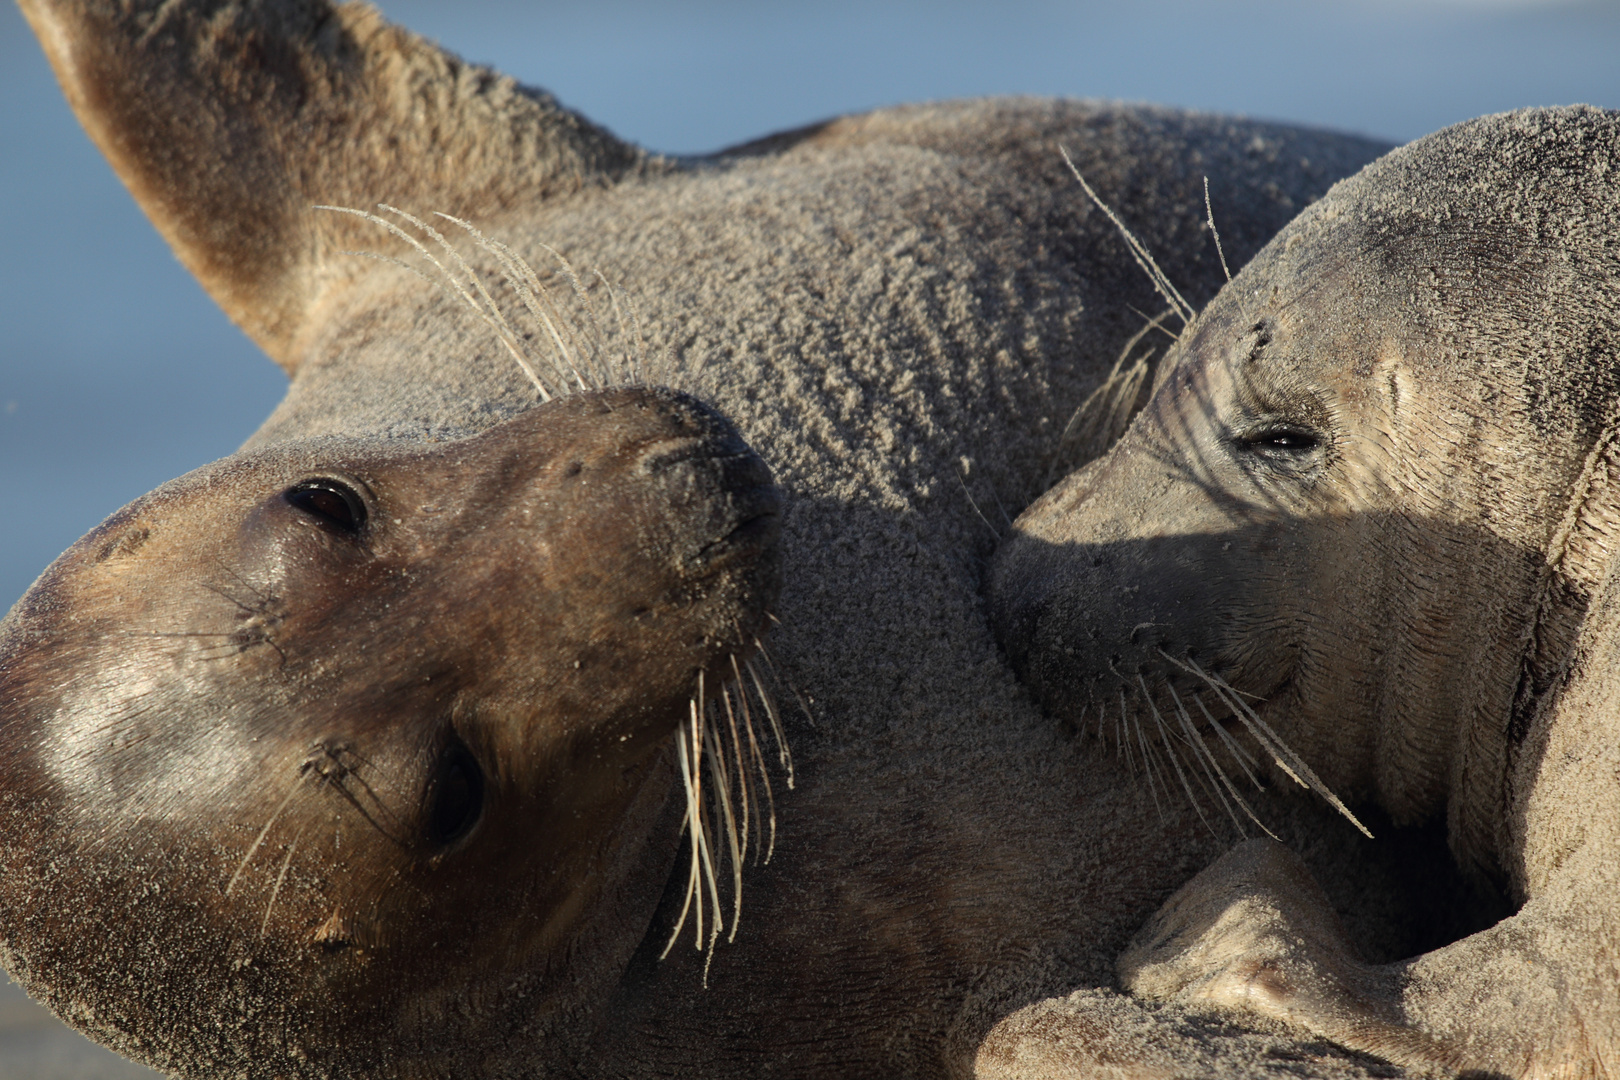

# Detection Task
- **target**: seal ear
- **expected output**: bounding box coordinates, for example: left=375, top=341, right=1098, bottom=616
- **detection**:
left=18, top=0, right=647, bottom=373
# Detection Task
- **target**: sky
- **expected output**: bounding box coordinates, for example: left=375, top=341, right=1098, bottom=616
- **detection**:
left=1, top=0, right=1618, bottom=607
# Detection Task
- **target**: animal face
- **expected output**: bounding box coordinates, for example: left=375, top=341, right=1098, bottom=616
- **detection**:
left=989, top=116, right=1620, bottom=850
left=0, top=386, right=781, bottom=1073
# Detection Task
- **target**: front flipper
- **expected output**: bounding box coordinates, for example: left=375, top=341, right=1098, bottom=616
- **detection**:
left=1118, top=840, right=1459, bottom=1073
left=975, top=986, right=1410, bottom=1080
left=18, top=0, right=651, bottom=371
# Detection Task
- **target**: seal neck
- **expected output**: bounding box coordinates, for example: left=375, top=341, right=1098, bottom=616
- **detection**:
left=1482, top=420, right=1620, bottom=879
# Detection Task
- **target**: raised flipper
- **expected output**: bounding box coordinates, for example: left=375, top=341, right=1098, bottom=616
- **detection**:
left=17, top=0, right=650, bottom=371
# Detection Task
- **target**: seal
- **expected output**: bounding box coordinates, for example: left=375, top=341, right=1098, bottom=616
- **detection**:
left=0, top=386, right=784, bottom=1075
left=988, top=106, right=1620, bottom=1075
left=4, top=0, right=1402, bottom=1076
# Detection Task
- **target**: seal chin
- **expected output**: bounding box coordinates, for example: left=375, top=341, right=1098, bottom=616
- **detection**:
left=0, top=385, right=781, bottom=1078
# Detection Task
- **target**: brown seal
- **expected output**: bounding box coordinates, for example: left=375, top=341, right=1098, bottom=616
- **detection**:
left=988, top=106, right=1620, bottom=1074
left=0, top=386, right=781, bottom=1075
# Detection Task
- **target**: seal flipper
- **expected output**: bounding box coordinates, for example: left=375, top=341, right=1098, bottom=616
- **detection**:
left=17, top=0, right=651, bottom=372
left=1118, top=840, right=1460, bottom=1073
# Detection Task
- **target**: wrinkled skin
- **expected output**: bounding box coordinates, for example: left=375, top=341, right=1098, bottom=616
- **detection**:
left=990, top=107, right=1620, bottom=1075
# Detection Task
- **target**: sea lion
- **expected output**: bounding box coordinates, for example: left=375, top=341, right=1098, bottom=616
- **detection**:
left=2, top=0, right=1406, bottom=1076
left=988, top=106, right=1620, bottom=1075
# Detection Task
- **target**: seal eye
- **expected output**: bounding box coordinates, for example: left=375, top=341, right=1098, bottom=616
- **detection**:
left=285, top=480, right=368, bottom=536
left=425, top=742, right=485, bottom=847
left=1238, top=426, right=1321, bottom=454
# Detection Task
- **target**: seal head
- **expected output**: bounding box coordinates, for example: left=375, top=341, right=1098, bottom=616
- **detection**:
left=990, top=107, right=1620, bottom=859
left=0, top=386, right=781, bottom=1077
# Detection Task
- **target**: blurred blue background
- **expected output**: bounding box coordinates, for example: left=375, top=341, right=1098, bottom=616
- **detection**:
left=2, top=0, right=1619, bottom=610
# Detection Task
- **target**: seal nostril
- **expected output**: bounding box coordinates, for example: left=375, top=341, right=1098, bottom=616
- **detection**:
left=285, top=479, right=368, bottom=536
left=425, top=740, right=485, bottom=848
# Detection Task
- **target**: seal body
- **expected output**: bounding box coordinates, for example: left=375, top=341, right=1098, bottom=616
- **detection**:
left=3, top=0, right=1405, bottom=1076
left=989, top=106, right=1620, bottom=1075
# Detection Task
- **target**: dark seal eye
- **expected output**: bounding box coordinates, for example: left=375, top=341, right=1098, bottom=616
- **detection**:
left=1238, top=425, right=1322, bottom=454
left=284, top=479, right=368, bottom=536
left=425, top=741, right=485, bottom=847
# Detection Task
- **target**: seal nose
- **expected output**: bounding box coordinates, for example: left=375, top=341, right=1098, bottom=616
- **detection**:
left=604, top=394, right=783, bottom=575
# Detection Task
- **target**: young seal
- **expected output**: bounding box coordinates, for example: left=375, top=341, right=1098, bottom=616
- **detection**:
left=0, top=387, right=784, bottom=1074
left=4, top=0, right=1401, bottom=1076
left=988, top=106, right=1620, bottom=1076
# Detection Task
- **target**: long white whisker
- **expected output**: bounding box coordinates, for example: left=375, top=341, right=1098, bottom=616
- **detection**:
left=703, top=716, right=744, bottom=944
left=1138, top=674, right=1209, bottom=834
left=258, top=825, right=306, bottom=939
left=433, top=213, right=588, bottom=393
left=732, top=655, right=778, bottom=862
left=1061, top=148, right=1195, bottom=326
left=316, top=205, right=554, bottom=400
left=691, top=676, right=725, bottom=955
left=660, top=705, right=705, bottom=957
left=720, top=682, right=753, bottom=867
left=1173, top=653, right=1373, bottom=839
left=1204, top=176, right=1233, bottom=283
left=1166, top=681, right=1253, bottom=838
left=1194, top=692, right=1264, bottom=786
left=226, top=779, right=304, bottom=897
left=746, top=658, right=795, bottom=790
left=1127, top=691, right=1163, bottom=815
left=536, top=242, right=615, bottom=389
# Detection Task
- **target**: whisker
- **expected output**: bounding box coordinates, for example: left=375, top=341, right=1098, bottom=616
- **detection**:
left=226, top=780, right=303, bottom=897
left=956, top=466, right=1001, bottom=540
left=318, top=205, right=558, bottom=400
left=720, top=683, right=753, bottom=866
left=1194, top=692, right=1264, bottom=786
left=1116, top=688, right=1134, bottom=775
left=1137, top=675, right=1204, bottom=832
left=733, top=654, right=778, bottom=862
left=752, top=636, right=815, bottom=734
left=1165, top=681, right=1252, bottom=838
left=745, top=657, right=795, bottom=790
left=1204, top=176, right=1233, bottom=283
left=1126, top=690, right=1162, bottom=815
left=1060, top=148, right=1195, bottom=327
left=303, top=750, right=410, bottom=849
left=661, top=702, right=706, bottom=957
left=258, top=826, right=306, bottom=939
left=621, top=286, right=651, bottom=384
left=534, top=242, right=614, bottom=390
left=702, top=718, right=744, bottom=946
left=1050, top=307, right=1172, bottom=481
left=1167, top=652, right=1373, bottom=838
left=687, top=675, right=722, bottom=952
left=597, top=270, right=638, bottom=385
left=430, top=213, right=588, bottom=394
